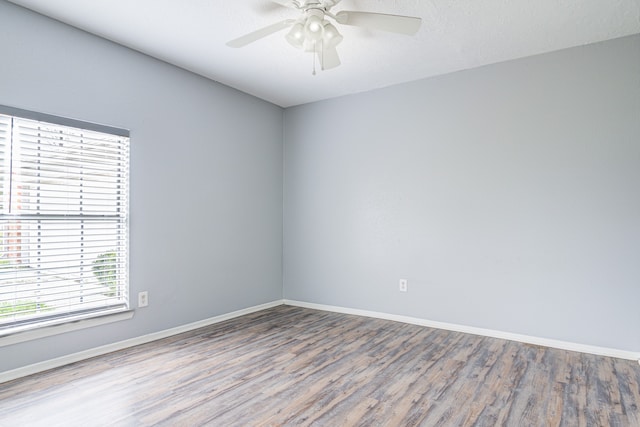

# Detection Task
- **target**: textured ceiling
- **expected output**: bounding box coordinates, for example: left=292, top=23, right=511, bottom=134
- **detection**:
left=7, top=0, right=640, bottom=107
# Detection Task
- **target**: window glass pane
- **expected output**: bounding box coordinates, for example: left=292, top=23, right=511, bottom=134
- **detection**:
left=10, top=118, right=127, bottom=216
left=0, top=110, right=129, bottom=329
left=0, top=114, right=11, bottom=213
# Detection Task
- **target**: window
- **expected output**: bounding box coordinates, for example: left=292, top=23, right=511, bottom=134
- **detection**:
left=0, top=106, right=129, bottom=334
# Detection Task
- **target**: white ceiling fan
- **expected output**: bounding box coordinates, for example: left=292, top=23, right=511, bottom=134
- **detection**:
left=226, top=0, right=422, bottom=72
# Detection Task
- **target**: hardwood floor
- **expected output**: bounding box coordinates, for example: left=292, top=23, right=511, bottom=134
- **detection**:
left=1, top=305, right=639, bottom=426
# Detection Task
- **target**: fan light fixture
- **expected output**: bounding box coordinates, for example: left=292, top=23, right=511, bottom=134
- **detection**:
left=226, top=0, right=422, bottom=73
left=285, top=22, right=305, bottom=48
left=322, top=22, right=343, bottom=48
left=287, top=14, right=343, bottom=51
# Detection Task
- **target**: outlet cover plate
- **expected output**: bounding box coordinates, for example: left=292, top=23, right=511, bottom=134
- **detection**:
left=138, top=291, right=149, bottom=308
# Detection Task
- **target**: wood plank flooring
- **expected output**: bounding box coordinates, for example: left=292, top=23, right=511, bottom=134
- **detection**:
left=1, top=305, right=639, bottom=426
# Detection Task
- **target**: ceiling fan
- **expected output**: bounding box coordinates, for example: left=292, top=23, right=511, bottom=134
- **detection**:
left=226, top=0, right=422, bottom=72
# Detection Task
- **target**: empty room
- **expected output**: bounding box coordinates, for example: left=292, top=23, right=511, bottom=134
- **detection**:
left=1, top=0, right=639, bottom=425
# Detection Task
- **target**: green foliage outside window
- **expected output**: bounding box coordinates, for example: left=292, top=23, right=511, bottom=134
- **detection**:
left=0, top=300, right=52, bottom=318
left=92, top=251, right=117, bottom=297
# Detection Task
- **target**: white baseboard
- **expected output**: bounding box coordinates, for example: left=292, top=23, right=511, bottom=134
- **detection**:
left=284, top=299, right=640, bottom=362
left=4, top=298, right=638, bottom=384
left=0, top=300, right=284, bottom=384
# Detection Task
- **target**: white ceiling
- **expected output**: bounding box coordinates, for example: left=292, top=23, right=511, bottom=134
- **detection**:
left=7, top=0, right=640, bottom=107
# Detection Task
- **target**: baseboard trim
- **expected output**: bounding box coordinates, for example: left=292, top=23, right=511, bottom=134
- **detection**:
left=0, top=300, right=284, bottom=384
left=284, top=299, right=640, bottom=362
left=4, top=298, right=638, bottom=384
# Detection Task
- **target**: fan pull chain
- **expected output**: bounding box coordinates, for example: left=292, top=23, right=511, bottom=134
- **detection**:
left=312, top=41, right=317, bottom=76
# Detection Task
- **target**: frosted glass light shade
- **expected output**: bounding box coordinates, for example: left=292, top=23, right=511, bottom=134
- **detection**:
left=323, top=22, right=343, bottom=48
left=304, top=15, right=324, bottom=41
left=286, top=22, right=305, bottom=49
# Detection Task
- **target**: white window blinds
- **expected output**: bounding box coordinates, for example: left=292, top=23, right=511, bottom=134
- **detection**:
left=0, top=108, right=129, bottom=330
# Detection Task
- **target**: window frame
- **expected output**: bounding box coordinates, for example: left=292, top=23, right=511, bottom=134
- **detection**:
left=0, top=105, right=131, bottom=341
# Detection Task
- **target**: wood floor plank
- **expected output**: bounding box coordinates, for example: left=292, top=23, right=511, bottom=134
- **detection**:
left=1, top=305, right=639, bottom=426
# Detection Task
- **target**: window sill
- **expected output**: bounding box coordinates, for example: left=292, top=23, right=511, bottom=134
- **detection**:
left=0, top=309, right=135, bottom=348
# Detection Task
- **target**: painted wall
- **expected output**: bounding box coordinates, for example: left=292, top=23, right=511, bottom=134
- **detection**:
left=283, top=35, right=640, bottom=352
left=1, top=1, right=638, bottom=375
left=0, top=1, right=283, bottom=371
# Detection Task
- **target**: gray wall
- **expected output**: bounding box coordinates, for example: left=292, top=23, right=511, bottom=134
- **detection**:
left=1, top=0, right=638, bottom=374
left=0, top=1, right=283, bottom=371
left=283, top=34, right=640, bottom=352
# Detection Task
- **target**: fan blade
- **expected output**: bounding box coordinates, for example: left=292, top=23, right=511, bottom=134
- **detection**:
left=318, top=47, right=341, bottom=70
left=271, top=0, right=299, bottom=8
left=227, top=19, right=295, bottom=48
left=335, top=11, right=421, bottom=35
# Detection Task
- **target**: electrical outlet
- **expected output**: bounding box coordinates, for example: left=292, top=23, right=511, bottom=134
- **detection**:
left=138, top=291, right=149, bottom=308
left=399, top=279, right=408, bottom=292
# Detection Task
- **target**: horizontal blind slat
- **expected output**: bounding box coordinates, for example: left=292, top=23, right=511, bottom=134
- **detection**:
left=13, top=144, right=125, bottom=165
